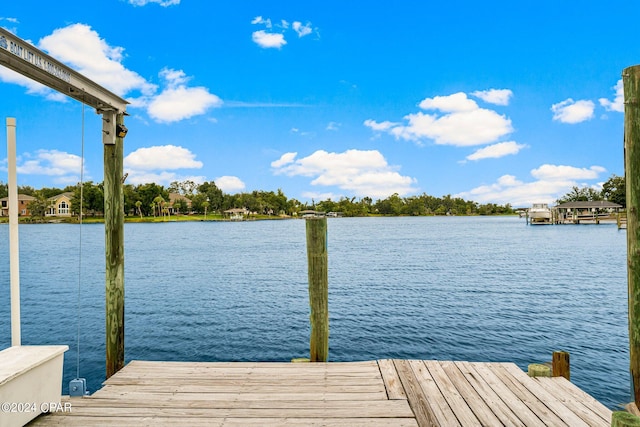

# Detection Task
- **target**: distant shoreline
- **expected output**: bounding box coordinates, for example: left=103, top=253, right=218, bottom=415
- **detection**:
left=0, top=213, right=520, bottom=224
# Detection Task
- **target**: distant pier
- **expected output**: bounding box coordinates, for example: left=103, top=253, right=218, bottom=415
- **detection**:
left=525, top=201, right=624, bottom=226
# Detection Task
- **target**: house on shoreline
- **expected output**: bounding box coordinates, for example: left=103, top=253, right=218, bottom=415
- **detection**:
left=0, top=192, right=75, bottom=218
left=46, top=192, right=73, bottom=217
left=0, top=194, right=36, bottom=216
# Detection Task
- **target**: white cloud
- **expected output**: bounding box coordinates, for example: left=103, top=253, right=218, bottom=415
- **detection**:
left=2, top=24, right=221, bottom=124
left=292, top=21, right=313, bottom=37
left=530, top=164, right=605, bottom=181
left=326, top=121, right=340, bottom=131
left=7, top=149, right=85, bottom=184
left=466, top=141, right=527, bottom=161
left=125, top=145, right=203, bottom=171
left=215, top=176, right=246, bottom=193
left=124, top=145, right=204, bottom=186
left=455, top=163, right=607, bottom=206
left=363, top=119, right=398, bottom=131
left=38, top=24, right=156, bottom=97
left=471, top=89, right=513, bottom=106
left=146, top=68, right=222, bottom=122
left=251, top=16, right=272, bottom=28
left=0, top=68, right=67, bottom=101
left=128, top=0, right=180, bottom=6
left=272, top=149, right=417, bottom=198
left=271, top=152, right=298, bottom=168
left=367, top=92, right=513, bottom=146
left=418, top=92, right=479, bottom=112
left=252, top=30, right=287, bottom=49
left=251, top=16, right=315, bottom=48
left=599, top=79, right=624, bottom=113
left=551, top=98, right=595, bottom=124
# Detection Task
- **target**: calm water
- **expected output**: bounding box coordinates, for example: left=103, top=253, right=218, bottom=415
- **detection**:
left=0, top=216, right=630, bottom=408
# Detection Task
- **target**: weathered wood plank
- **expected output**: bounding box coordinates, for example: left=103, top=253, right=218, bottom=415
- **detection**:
left=535, top=376, right=612, bottom=423
left=59, top=397, right=414, bottom=413
left=103, top=377, right=383, bottom=386
left=30, top=416, right=419, bottom=427
left=92, top=387, right=388, bottom=401
left=378, top=359, right=406, bottom=400
left=424, top=360, right=480, bottom=426
left=487, top=363, right=574, bottom=426
left=394, top=360, right=438, bottom=427
left=439, top=361, right=502, bottom=426
left=532, top=380, right=609, bottom=427
left=468, top=362, right=547, bottom=427
left=496, top=363, right=591, bottom=426
left=34, top=403, right=413, bottom=418
left=454, top=361, right=527, bottom=427
left=96, top=383, right=385, bottom=393
left=408, top=359, right=461, bottom=426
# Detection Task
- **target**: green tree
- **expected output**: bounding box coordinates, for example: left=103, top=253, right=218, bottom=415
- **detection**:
left=172, top=198, right=189, bottom=214
left=169, top=180, right=197, bottom=197
left=17, top=185, right=37, bottom=196
left=601, top=174, right=626, bottom=207
left=557, top=186, right=603, bottom=204
left=135, top=183, right=169, bottom=216
left=71, top=181, right=104, bottom=217
left=135, top=200, right=142, bottom=218
left=197, top=181, right=224, bottom=213
left=27, top=192, right=48, bottom=222
left=153, top=196, right=165, bottom=218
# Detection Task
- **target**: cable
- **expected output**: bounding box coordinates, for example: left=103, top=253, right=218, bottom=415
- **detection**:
left=76, top=100, right=85, bottom=380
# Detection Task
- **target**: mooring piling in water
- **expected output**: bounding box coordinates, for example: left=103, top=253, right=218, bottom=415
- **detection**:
left=552, top=350, right=570, bottom=381
left=305, top=216, right=329, bottom=362
left=624, top=64, right=640, bottom=408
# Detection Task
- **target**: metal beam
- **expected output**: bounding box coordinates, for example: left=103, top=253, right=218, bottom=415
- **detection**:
left=0, top=27, right=128, bottom=114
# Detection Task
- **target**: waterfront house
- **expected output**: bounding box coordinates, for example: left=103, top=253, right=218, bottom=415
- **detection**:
left=168, top=192, right=192, bottom=214
left=45, top=192, right=73, bottom=217
left=0, top=194, right=36, bottom=216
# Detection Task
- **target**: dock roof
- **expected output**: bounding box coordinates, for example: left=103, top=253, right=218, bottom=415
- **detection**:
left=555, top=200, right=622, bottom=209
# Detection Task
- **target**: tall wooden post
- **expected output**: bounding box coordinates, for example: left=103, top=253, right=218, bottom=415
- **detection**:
left=625, top=65, right=640, bottom=407
left=305, top=217, right=329, bottom=362
left=104, top=111, right=125, bottom=378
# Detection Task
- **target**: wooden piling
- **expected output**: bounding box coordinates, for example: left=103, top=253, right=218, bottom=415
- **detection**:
left=527, top=363, right=551, bottom=377
left=305, top=217, right=329, bottom=362
left=552, top=351, right=570, bottom=381
left=104, top=112, right=125, bottom=378
left=625, top=65, right=640, bottom=407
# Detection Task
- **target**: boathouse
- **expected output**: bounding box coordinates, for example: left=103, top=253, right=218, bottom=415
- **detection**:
left=554, top=200, right=622, bottom=224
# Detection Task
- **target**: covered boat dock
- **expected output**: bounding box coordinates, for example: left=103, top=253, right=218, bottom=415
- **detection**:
left=553, top=201, right=623, bottom=224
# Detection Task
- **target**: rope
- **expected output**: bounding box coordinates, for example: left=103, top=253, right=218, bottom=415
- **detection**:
left=76, top=100, right=85, bottom=380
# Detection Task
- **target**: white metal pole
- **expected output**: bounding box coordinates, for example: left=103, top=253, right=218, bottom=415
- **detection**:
left=6, top=117, right=21, bottom=346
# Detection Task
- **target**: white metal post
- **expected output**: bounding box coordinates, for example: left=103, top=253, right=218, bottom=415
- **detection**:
left=6, top=117, right=21, bottom=346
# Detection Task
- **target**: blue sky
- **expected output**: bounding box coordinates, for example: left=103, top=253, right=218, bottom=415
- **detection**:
left=0, top=1, right=636, bottom=207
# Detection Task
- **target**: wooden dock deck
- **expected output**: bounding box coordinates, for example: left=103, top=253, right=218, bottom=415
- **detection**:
left=29, top=359, right=612, bottom=426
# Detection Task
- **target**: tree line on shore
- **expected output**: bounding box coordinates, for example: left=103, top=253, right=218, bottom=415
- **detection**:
left=0, top=173, right=625, bottom=219
left=555, top=174, right=626, bottom=207
left=0, top=180, right=515, bottom=219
